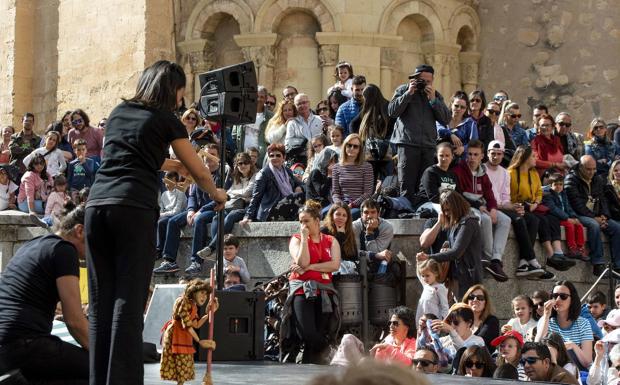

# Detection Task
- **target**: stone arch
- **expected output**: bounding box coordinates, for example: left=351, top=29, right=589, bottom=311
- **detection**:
left=379, top=0, right=444, bottom=41
left=448, top=5, right=480, bottom=50
left=184, top=0, right=253, bottom=41
left=254, top=0, right=338, bottom=33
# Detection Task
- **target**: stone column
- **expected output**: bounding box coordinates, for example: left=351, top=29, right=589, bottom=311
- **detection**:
left=177, top=39, right=211, bottom=103
left=380, top=48, right=399, bottom=96
left=459, top=51, right=481, bottom=94
left=422, top=42, right=461, bottom=96
left=318, top=44, right=339, bottom=95
left=241, top=46, right=275, bottom=90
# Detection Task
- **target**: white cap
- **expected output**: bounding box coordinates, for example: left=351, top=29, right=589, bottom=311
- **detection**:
left=488, top=140, right=505, bottom=152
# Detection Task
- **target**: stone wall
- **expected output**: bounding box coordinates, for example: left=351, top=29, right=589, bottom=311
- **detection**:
left=478, top=0, right=620, bottom=133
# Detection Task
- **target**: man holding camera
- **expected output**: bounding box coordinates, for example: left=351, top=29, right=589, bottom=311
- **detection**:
left=388, top=65, right=450, bottom=204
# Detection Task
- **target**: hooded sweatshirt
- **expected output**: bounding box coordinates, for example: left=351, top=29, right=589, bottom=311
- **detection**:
left=452, top=159, right=497, bottom=210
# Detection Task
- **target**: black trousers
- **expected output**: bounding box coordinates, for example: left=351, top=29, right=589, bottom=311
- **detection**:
left=0, top=336, right=88, bottom=385
left=501, top=210, right=539, bottom=261
left=292, top=295, right=330, bottom=364
left=533, top=212, right=560, bottom=242
left=85, top=205, right=157, bottom=385
left=397, top=145, right=435, bottom=202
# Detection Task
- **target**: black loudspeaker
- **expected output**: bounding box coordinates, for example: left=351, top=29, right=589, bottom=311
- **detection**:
left=198, top=290, right=265, bottom=361
left=198, top=61, right=257, bottom=125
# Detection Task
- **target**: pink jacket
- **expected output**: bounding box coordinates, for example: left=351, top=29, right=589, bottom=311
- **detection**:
left=374, top=335, right=417, bottom=366
left=18, top=171, right=52, bottom=203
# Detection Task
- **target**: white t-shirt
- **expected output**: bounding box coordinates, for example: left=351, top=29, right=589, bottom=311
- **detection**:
left=507, top=317, right=537, bottom=338
left=244, top=112, right=265, bottom=151
left=0, top=180, right=18, bottom=211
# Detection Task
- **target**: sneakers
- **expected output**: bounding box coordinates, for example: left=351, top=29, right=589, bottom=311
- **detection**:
left=29, top=213, right=49, bottom=229
left=516, top=264, right=545, bottom=278
left=184, top=261, right=203, bottom=276
left=485, top=259, right=509, bottom=282
left=531, top=269, right=556, bottom=281
left=593, top=264, right=607, bottom=277
left=197, top=246, right=215, bottom=261
left=153, top=260, right=179, bottom=274
left=546, top=254, right=576, bottom=271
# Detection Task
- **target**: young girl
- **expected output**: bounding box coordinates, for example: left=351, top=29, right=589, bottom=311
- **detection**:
left=23, top=131, right=67, bottom=177
left=328, top=61, right=354, bottom=99
left=17, top=154, right=53, bottom=215
left=504, top=294, right=537, bottom=337
left=43, top=174, right=69, bottom=227
left=160, top=279, right=219, bottom=385
left=0, top=166, right=17, bottom=211
left=326, top=125, right=344, bottom=155
left=491, top=331, right=526, bottom=381
left=415, top=258, right=449, bottom=323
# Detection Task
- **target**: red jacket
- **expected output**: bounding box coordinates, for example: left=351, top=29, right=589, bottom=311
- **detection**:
left=452, top=160, right=497, bottom=210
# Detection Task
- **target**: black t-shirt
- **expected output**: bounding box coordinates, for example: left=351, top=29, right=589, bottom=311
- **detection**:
left=422, top=218, right=448, bottom=254
left=0, top=235, right=79, bottom=343
left=87, top=102, right=187, bottom=210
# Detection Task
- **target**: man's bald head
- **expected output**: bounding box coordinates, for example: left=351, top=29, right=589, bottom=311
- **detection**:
left=580, top=155, right=597, bottom=181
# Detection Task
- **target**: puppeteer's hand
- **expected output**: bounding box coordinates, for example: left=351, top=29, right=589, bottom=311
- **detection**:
left=207, top=297, right=219, bottom=313
left=199, top=339, right=216, bottom=350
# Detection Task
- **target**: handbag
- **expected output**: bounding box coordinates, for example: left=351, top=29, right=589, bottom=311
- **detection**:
left=365, top=137, right=390, bottom=161
left=533, top=203, right=550, bottom=214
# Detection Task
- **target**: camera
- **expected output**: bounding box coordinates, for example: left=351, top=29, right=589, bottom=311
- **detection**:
left=408, top=75, right=427, bottom=93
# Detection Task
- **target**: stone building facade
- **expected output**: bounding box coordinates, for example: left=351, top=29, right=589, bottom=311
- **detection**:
left=1, top=0, right=618, bottom=133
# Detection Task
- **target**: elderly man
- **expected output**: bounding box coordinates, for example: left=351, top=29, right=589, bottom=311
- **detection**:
left=555, top=112, right=584, bottom=160
left=521, top=342, right=579, bottom=384
left=565, top=155, right=620, bottom=276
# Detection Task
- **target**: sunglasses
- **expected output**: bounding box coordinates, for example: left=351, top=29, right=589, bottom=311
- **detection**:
left=520, top=357, right=541, bottom=366
left=509, top=114, right=522, bottom=119
left=268, top=153, right=283, bottom=158
left=464, top=361, right=484, bottom=369
left=293, top=169, right=304, bottom=175
left=594, top=125, right=606, bottom=130
left=186, top=116, right=197, bottom=121
left=72, top=119, right=84, bottom=125
left=486, top=109, right=500, bottom=115
left=558, top=122, right=572, bottom=128
left=413, top=359, right=436, bottom=367
left=265, top=101, right=276, bottom=106
left=453, top=104, right=467, bottom=110
left=551, top=292, right=570, bottom=301
left=534, top=302, right=545, bottom=308
left=467, top=294, right=486, bottom=302
left=471, top=98, right=482, bottom=103
left=388, top=320, right=401, bottom=327
left=494, top=96, right=507, bottom=101
left=236, top=161, right=249, bottom=166
left=346, top=143, right=360, bottom=149
left=450, top=319, right=460, bottom=327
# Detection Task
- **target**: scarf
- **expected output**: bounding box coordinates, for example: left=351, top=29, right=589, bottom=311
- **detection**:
left=536, top=134, right=562, bottom=159
left=269, top=163, right=293, bottom=197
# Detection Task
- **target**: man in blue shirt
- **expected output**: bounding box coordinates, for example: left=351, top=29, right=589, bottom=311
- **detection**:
left=335, top=75, right=366, bottom=136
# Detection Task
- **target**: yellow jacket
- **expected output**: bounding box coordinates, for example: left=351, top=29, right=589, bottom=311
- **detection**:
left=509, top=168, right=542, bottom=203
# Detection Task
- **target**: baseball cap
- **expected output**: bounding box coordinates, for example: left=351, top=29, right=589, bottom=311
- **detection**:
left=491, top=330, right=524, bottom=347
left=488, top=140, right=505, bottom=152
left=598, top=309, right=620, bottom=328
left=411, top=64, right=435, bottom=77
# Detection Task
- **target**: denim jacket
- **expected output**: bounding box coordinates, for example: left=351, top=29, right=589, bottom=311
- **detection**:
left=585, top=136, right=619, bottom=176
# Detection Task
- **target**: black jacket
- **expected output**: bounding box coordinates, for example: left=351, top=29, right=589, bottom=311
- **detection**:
left=306, top=170, right=331, bottom=208
left=564, top=166, right=609, bottom=218
left=605, top=183, right=620, bottom=221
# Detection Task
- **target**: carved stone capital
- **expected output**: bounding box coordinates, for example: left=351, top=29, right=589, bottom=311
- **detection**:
left=318, top=44, right=338, bottom=67
left=242, top=46, right=275, bottom=68
left=381, top=47, right=399, bottom=68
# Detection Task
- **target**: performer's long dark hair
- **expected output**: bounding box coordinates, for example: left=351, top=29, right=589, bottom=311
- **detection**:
left=124, top=60, right=186, bottom=112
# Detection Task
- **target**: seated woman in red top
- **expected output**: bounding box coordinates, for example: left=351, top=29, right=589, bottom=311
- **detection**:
left=284, top=200, right=341, bottom=364
left=531, top=114, right=567, bottom=177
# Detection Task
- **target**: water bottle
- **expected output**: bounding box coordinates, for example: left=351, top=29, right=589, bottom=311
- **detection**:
left=377, top=260, right=388, bottom=274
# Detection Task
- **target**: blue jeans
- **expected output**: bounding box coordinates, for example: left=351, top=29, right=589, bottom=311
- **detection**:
left=207, top=209, right=246, bottom=250
left=18, top=199, right=44, bottom=214
left=162, top=207, right=216, bottom=264
left=579, top=216, right=620, bottom=268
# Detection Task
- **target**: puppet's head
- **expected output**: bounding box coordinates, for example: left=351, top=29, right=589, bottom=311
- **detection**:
left=184, top=278, right=212, bottom=306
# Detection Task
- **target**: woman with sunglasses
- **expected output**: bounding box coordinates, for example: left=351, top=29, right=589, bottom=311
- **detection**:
left=532, top=114, right=567, bottom=177
left=436, top=91, right=478, bottom=160
left=265, top=100, right=297, bottom=145
left=67, top=108, right=104, bottom=164
left=281, top=201, right=341, bottom=364
left=586, top=117, right=619, bottom=176
left=462, top=284, right=500, bottom=353
left=430, top=304, right=485, bottom=365
left=416, top=190, right=482, bottom=298
left=316, top=100, right=333, bottom=132
left=532, top=290, right=551, bottom=321
left=469, top=91, right=493, bottom=154
left=196, top=152, right=258, bottom=259
left=331, top=134, right=374, bottom=220
left=483, top=101, right=516, bottom=161
left=85, top=61, right=226, bottom=384
left=536, top=280, right=593, bottom=369
left=499, top=102, right=530, bottom=148
left=456, top=345, right=496, bottom=377
left=240, top=143, right=304, bottom=224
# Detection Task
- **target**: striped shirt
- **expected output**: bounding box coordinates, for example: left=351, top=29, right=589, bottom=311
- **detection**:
left=332, top=162, right=374, bottom=207
left=545, top=316, right=593, bottom=345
